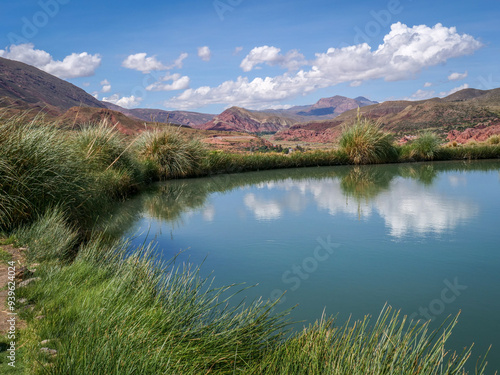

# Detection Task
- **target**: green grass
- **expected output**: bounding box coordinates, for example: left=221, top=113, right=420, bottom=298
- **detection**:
left=17, top=238, right=289, bottom=374
left=0, top=113, right=104, bottom=231
left=339, top=116, right=398, bottom=165
left=14, top=208, right=78, bottom=263
left=248, top=307, right=487, bottom=374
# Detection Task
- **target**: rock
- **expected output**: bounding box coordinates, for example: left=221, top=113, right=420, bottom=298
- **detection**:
left=18, top=277, right=41, bottom=288
left=40, top=339, right=51, bottom=345
left=447, top=125, right=500, bottom=143
left=40, top=347, right=57, bottom=356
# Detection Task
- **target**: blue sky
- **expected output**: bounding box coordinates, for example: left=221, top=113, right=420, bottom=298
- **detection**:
left=1, top=0, right=499, bottom=114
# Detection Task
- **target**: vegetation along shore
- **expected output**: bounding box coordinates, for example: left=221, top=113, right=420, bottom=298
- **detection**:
left=1, top=110, right=498, bottom=373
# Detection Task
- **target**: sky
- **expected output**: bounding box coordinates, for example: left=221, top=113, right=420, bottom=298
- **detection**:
left=1, top=0, right=499, bottom=114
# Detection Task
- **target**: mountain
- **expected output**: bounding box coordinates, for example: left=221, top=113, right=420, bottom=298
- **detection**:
left=273, top=88, right=500, bottom=143
left=266, top=95, right=378, bottom=121
left=196, top=106, right=296, bottom=133
left=196, top=96, right=378, bottom=133
left=57, top=106, right=149, bottom=135
left=102, top=102, right=214, bottom=127
left=0, top=56, right=105, bottom=114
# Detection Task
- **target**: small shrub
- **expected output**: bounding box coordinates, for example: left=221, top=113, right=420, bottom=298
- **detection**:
left=339, top=115, right=397, bottom=164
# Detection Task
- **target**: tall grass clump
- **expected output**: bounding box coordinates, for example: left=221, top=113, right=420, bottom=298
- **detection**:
left=72, top=121, right=144, bottom=197
left=0, top=113, right=98, bottom=230
left=15, top=207, right=78, bottom=262
left=136, top=128, right=207, bottom=179
left=404, top=131, right=442, bottom=161
left=339, top=114, right=398, bottom=165
left=487, top=134, right=500, bottom=145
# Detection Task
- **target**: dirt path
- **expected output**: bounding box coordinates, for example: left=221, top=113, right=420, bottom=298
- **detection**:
left=0, top=244, right=26, bottom=334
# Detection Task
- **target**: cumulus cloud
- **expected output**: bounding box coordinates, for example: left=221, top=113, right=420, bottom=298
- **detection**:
left=122, top=53, right=166, bottom=73
left=146, top=73, right=190, bottom=91
left=240, top=46, right=306, bottom=72
left=197, top=46, right=211, bottom=61
left=233, top=46, right=243, bottom=55
left=448, top=71, right=468, bottom=81
left=100, top=79, right=111, bottom=93
left=166, top=23, right=482, bottom=109
left=102, top=94, right=142, bottom=109
left=424, top=82, right=433, bottom=87
left=0, top=43, right=101, bottom=79
left=122, top=52, right=188, bottom=73
left=439, top=83, right=469, bottom=97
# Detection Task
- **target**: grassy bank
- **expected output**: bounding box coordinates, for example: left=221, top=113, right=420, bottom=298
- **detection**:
left=1, top=112, right=496, bottom=373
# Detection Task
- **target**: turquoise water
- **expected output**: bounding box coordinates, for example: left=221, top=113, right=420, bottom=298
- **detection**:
left=115, top=161, right=500, bottom=372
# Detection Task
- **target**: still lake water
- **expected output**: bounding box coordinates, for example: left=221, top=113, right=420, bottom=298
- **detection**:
left=114, top=160, right=500, bottom=371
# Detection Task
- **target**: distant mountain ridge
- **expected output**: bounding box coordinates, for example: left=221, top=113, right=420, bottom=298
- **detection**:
left=273, top=88, right=500, bottom=143
left=102, top=102, right=215, bottom=127
left=196, top=96, right=378, bottom=133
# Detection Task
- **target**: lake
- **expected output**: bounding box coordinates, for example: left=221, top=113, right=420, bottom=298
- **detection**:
left=112, top=160, right=500, bottom=372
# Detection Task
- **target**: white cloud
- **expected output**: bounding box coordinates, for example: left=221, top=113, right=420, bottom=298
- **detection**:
left=122, top=52, right=188, bottom=73
left=233, top=46, right=243, bottom=55
left=424, top=82, right=433, bottom=87
left=122, top=53, right=167, bottom=73
left=0, top=43, right=101, bottom=79
left=240, top=46, right=306, bottom=72
left=146, top=73, right=190, bottom=91
left=408, top=89, right=436, bottom=100
left=439, top=83, right=469, bottom=97
left=100, top=79, right=111, bottom=93
left=448, top=71, right=468, bottom=81
left=102, top=94, right=142, bottom=109
left=197, top=46, right=211, bottom=62
left=172, top=52, right=188, bottom=69
left=166, top=23, right=482, bottom=110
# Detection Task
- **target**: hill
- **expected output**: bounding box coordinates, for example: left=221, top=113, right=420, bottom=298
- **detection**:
left=0, top=56, right=105, bottom=114
left=196, top=96, right=377, bottom=133
left=273, top=88, right=500, bottom=144
left=196, top=106, right=296, bottom=133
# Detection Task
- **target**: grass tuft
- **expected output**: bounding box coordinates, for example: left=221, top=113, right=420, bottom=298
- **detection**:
left=339, top=114, right=398, bottom=165
left=136, top=128, right=207, bottom=179
left=15, top=207, right=78, bottom=262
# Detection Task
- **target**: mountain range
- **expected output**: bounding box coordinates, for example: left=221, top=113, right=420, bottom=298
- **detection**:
left=1, top=55, right=499, bottom=144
